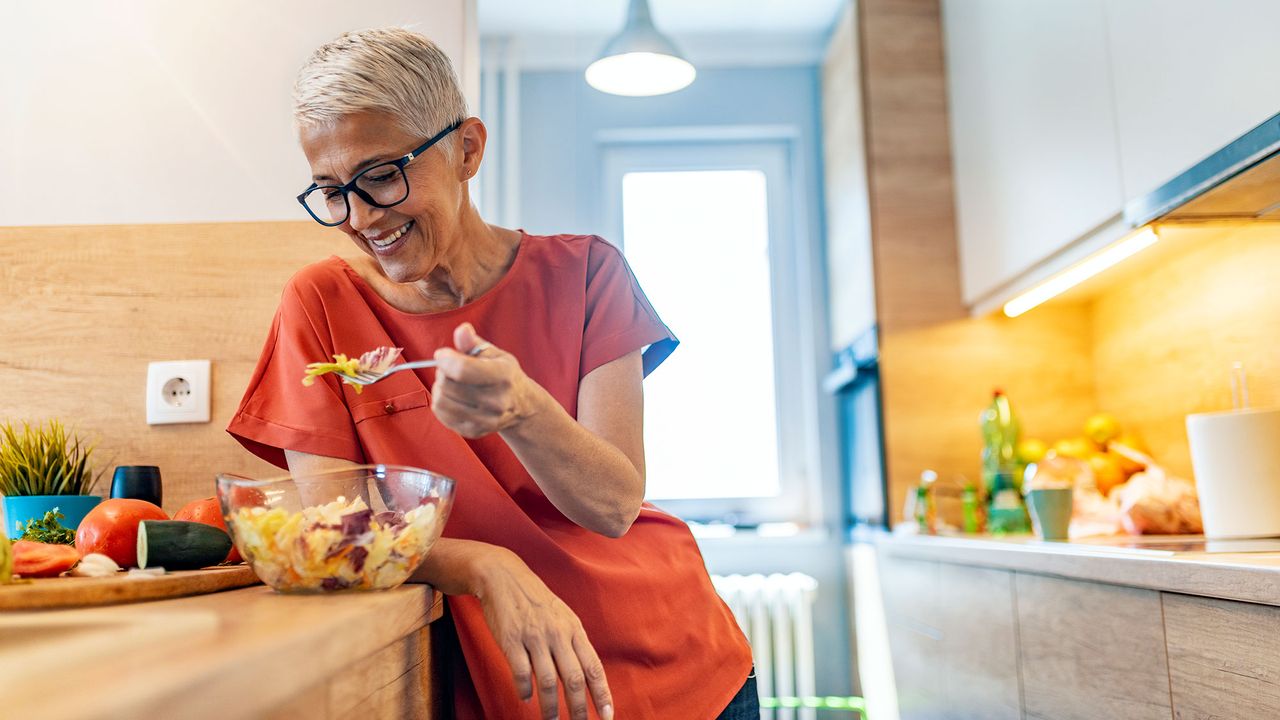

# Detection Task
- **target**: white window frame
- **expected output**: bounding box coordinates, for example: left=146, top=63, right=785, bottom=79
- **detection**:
left=600, top=133, right=827, bottom=526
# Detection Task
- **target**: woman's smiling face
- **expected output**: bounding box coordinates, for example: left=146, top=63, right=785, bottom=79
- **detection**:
left=300, top=111, right=467, bottom=284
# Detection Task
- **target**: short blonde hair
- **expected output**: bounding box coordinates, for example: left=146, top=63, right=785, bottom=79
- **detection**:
left=293, top=27, right=468, bottom=158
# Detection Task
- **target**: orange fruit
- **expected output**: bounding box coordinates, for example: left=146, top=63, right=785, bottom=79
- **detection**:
left=1108, top=432, right=1149, bottom=476
left=1089, top=453, right=1127, bottom=496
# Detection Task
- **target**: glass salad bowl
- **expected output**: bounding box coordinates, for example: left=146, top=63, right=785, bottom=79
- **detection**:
left=216, top=465, right=455, bottom=593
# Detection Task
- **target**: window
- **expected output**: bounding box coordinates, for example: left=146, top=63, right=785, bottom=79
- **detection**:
left=622, top=170, right=781, bottom=500
left=603, top=140, right=822, bottom=524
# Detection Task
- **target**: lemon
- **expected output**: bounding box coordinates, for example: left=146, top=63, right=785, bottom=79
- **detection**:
left=1052, top=437, right=1094, bottom=460
left=1017, top=438, right=1049, bottom=464
left=1084, top=413, right=1122, bottom=446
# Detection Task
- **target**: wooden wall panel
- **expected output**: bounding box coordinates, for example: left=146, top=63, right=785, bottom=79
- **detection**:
left=1091, top=223, right=1280, bottom=481
left=879, top=305, right=1097, bottom=526
left=858, top=0, right=1098, bottom=520
left=858, top=0, right=965, bottom=336
left=0, top=221, right=350, bottom=513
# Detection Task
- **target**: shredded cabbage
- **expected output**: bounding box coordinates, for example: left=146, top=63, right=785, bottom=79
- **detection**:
left=302, top=346, right=403, bottom=394
left=228, top=495, right=438, bottom=592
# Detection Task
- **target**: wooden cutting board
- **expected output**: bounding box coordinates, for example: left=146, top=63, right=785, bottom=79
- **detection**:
left=0, top=565, right=260, bottom=610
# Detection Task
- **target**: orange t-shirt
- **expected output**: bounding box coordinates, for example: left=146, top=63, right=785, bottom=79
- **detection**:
left=227, top=232, right=753, bottom=719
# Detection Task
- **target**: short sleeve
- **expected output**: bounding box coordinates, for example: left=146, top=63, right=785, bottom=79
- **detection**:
left=226, top=281, right=364, bottom=469
left=580, top=238, right=678, bottom=378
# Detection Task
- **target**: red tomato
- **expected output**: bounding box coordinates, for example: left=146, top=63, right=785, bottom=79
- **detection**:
left=228, top=486, right=268, bottom=508
left=75, top=498, right=168, bottom=568
left=12, top=540, right=81, bottom=578
left=175, top=496, right=240, bottom=563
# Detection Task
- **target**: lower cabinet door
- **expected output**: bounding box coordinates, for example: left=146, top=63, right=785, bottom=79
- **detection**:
left=1015, top=574, right=1172, bottom=720
left=936, top=564, right=1021, bottom=720
left=879, top=555, right=1021, bottom=720
left=880, top=556, right=945, bottom=720
left=1164, top=592, right=1280, bottom=720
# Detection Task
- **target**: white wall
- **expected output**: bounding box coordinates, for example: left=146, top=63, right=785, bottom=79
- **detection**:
left=1, top=0, right=477, bottom=226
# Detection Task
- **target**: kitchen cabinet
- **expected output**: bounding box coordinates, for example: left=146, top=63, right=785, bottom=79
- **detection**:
left=877, top=533, right=1280, bottom=720
left=942, top=0, right=1126, bottom=306
left=941, top=0, right=1280, bottom=310
left=879, top=556, right=1021, bottom=720
left=1104, top=0, right=1280, bottom=201
left=1015, top=573, right=1172, bottom=720
left=1164, top=592, right=1280, bottom=719
left=935, top=564, right=1021, bottom=720
left=879, top=557, right=945, bottom=720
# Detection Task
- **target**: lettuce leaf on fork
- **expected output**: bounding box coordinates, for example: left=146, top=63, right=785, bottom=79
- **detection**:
left=302, top=346, right=403, bottom=394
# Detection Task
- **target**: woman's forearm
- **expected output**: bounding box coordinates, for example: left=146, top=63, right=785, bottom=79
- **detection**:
left=410, top=536, right=515, bottom=594
left=500, top=383, right=645, bottom=537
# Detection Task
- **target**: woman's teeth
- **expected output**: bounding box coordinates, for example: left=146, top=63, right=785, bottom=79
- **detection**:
left=371, top=221, right=413, bottom=248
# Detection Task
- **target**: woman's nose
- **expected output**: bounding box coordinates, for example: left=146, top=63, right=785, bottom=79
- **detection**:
left=346, top=192, right=385, bottom=232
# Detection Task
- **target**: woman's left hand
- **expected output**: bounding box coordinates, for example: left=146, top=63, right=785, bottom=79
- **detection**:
left=432, top=322, right=540, bottom=438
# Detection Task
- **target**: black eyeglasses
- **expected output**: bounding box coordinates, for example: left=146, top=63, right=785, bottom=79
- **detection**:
left=297, top=120, right=463, bottom=227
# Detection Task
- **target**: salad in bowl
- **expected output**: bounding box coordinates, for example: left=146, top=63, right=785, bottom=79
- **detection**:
left=216, top=465, right=454, bottom=593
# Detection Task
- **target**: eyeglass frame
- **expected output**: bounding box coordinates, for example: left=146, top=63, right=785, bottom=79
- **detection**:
left=296, top=119, right=464, bottom=227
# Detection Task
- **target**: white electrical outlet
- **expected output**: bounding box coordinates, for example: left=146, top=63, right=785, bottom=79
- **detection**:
left=146, top=360, right=211, bottom=425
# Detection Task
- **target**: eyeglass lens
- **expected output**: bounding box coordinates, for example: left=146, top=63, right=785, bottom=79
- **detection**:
left=302, top=161, right=411, bottom=225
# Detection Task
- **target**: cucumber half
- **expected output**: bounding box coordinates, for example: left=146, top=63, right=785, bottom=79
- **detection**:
left=137, top=520, right=233, bottom=571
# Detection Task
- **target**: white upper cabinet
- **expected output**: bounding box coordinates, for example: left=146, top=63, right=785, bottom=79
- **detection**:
left=1, top=1, right=477, bottom=227
left=943, top=0, right=1126, bottom=306
left=1105, top=0, right=1280, bottom=201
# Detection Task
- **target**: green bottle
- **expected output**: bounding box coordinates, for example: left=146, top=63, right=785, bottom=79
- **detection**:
left=980, top=390, right=1029, bottom=533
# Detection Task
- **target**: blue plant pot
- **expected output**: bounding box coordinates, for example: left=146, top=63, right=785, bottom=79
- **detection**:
left=3, top=495, right=102, bottom=539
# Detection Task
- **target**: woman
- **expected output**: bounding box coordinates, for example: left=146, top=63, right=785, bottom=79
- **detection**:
left=228, top=28, right=757, bottom=720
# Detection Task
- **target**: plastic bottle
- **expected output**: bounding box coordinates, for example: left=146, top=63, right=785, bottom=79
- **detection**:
left=980, top=390, right=1030, bottom=533
left=914, top=470, right=938, bottom=534
left=961, top=482, right=984, bottom=534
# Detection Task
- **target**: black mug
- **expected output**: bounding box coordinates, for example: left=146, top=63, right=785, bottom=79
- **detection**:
left=111, top=466, right=163, bottom=507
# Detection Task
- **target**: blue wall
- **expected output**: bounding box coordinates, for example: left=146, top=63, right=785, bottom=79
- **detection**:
left=517, top=65, right=826, bottom=245
left=511, top=65, right=854, bottom=699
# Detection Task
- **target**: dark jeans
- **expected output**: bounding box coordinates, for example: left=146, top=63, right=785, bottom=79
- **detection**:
left=716, top=669, right=761, bottom=720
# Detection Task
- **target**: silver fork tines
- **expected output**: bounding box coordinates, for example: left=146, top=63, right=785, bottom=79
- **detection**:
left=345, top=342, right=492, bottom=387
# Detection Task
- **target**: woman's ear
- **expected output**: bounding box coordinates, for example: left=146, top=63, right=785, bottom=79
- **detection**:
left=458, top=117, right=488, bottom=181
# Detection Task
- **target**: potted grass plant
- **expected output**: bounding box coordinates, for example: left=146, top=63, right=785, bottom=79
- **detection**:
left=0, top=420, right=103, bottom=539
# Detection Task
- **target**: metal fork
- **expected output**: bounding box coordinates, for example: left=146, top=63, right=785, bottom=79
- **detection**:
left=344, top=342, right=492, bottom=387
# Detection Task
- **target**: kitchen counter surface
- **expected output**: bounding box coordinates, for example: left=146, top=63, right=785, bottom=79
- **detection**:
left=0, top=582, right=445, bottom=719
left=878, top=529, right=1280, bottom=606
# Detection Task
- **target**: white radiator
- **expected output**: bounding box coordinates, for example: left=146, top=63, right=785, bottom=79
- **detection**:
left=712, top=573, right=820, bottom=720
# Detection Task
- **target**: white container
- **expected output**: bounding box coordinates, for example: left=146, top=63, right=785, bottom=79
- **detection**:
left=1186, top=408, right=1280, bottom=539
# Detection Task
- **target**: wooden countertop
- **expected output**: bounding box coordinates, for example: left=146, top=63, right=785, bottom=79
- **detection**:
left=877, top=529, right=1280, bottom=607
left=0, top=583, right=444, bottom=719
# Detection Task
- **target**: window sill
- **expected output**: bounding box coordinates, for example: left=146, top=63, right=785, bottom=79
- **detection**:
left=688, top=522, right=832, bottom=546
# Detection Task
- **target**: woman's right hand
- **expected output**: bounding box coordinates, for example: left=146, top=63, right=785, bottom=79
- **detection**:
left=475, top=547, right=615, bottom=720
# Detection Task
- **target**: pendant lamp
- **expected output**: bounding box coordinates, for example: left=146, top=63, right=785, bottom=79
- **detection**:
left=585, top=0, right=695, bottom=96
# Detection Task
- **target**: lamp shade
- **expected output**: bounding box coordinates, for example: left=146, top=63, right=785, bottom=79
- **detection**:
left=585, top=0, right=695, bottom=97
